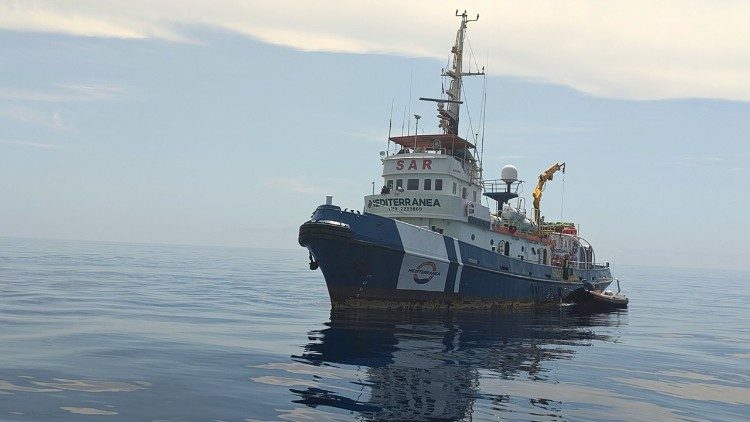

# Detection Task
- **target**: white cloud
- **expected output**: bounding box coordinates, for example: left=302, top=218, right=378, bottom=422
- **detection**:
left=0, top=1, right=182, bottom=40
left=1, top=1, right=750, bottom=102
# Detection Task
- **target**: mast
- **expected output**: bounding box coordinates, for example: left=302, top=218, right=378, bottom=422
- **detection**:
left=439, top=10, right=482, bottom=135
left=419, top=11, right=484, bottom=136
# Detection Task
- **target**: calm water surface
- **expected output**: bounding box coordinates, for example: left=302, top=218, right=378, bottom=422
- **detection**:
left=0, top=238, right=748, bottom=421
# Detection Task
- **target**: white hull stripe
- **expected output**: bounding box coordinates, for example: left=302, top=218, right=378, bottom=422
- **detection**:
left=395, top=222, right=450, bottom=292
left=454, top=238, right=462, bottom=293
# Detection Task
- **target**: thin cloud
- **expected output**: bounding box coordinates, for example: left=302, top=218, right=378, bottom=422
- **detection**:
left=0, top=106, right=70, bottom=131
left=267, top=176, right=319, bottom=195
left=340, top=130, right=389, bottom=144
left=0, top=83, right=123, bottom=102
left=53, top=83, right=124, bottom=100
left=1, top=1, right=749, bottom=102
left=0, top=139, right=61, bottom=148
left=678, top=156, right=725, bottom=165
left=660, top=154, right=746, bottom=169
left=493, top=123, right=597, bottom=136
left=265, top=176, right=358, bottom=196
left=484, top=154, right=528, bottom=160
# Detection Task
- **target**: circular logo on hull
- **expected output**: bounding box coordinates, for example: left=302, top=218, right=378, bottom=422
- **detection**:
left=410, top=261, right=440, bottom=284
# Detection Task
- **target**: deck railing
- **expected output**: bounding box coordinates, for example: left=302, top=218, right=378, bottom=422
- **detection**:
left=567, top=261, right=610, bottom=270
left=482, top=178, right=523, bottom=194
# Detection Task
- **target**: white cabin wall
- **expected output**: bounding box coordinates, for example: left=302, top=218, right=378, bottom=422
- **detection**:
left=381, top=154, right=481, bottom=203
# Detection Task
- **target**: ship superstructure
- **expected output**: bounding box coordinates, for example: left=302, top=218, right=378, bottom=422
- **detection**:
left=299, top=11, right=614, bottom=308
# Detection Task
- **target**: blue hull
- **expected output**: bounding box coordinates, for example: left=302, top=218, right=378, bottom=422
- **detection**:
left=299, top=205, right=612, bottom=309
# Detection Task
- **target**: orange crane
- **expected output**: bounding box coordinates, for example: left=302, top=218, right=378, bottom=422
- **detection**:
left=532, top=162, right=565, bottom=231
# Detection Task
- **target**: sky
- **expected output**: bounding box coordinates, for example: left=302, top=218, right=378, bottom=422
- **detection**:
left=1, top=1, right=749, bottom=270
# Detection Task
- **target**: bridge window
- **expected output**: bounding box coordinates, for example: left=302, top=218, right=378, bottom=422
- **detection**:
left=424, top=179, right=431, bottom=190
left=396, top=179, right=403, bottom=190
left=462, top=187, right=467, bottom=199
left=386, top=180, right=393, bottom=190
left=473, top=191, right=477, bottom=202
left=407, top=179, right=419, bottom=190
left=452, top=182, right=457, bottom=194
left=435, top=179, right=443, bottom=191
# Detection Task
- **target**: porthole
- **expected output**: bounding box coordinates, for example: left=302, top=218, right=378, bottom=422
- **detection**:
left=490, top=239, right=494, bottom=245
left=471, top=234, right=475, bottom=241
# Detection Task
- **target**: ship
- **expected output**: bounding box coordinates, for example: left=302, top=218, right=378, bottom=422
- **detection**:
left=299, top=11, right=617, bottom=309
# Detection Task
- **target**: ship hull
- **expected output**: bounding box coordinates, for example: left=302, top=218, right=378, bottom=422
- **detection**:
left=300, top=205, right=612, bottom=309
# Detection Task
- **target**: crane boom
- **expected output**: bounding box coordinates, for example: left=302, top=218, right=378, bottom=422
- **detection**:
left=532, top=162, right=566, bottom=230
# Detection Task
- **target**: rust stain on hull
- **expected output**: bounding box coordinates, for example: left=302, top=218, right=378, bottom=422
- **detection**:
left=331, top=298, right=562, bottom=311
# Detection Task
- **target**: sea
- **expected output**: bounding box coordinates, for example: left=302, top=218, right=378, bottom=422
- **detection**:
left=0, top=237, right=748, bottom=421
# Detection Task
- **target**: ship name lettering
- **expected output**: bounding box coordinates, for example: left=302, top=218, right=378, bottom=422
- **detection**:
left=395, top=159, right=433, bottom=171
left=368, top=198, right=442, bottom=208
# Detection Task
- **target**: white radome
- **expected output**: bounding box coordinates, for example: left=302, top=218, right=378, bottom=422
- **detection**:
left=501, top=165, right=518, bottom=183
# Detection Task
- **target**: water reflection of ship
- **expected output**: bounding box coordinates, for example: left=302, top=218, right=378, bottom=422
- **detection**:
left=290, top=309, right=625, bottom=420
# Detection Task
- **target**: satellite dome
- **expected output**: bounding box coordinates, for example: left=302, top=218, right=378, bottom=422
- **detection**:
left=501, top=165, right=518, bottom=183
